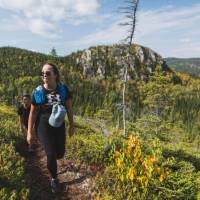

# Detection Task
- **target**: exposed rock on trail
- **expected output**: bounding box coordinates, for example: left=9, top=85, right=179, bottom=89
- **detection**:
left=16, top=140, right=97, bottom=200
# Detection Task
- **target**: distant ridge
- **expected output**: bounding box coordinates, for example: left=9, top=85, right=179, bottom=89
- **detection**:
left=165, top=57, right=200, bottom=76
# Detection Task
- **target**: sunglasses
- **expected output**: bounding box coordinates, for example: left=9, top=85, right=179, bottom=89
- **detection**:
left=41, top=71, right=51, bottom=77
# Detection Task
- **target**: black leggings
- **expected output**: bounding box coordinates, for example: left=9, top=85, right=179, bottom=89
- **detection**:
left=37, top=115, right=66, bottom=179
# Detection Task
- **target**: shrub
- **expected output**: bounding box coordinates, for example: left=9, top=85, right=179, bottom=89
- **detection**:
left=96, top=134, right=166, bottom=200
left=0, top=105, right=29, bottom=200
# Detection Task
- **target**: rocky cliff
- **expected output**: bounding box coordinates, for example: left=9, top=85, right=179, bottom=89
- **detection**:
left=74, top=44, right=171, bottom=80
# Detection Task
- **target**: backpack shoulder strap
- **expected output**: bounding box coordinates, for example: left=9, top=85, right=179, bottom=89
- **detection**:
left=57, top=82, right=67, bottom=103
left=33, top=85, right=45, bottom=105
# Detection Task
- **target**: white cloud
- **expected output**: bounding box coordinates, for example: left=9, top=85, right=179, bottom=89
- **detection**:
left=29, top=19, right=60, bottom=38
left=179, top=38, right=191, bottom=43
left=0, top=0, right=36, bottom=11
left=73, top=3, right=200, bottom=58
left=74, top=0, right=99, bottom=16
left=66, top=13, right=112, bottom=26
left=1, top=1, right=200, bottom=57
left=0, top=15, right=58, bottom=38
left=0, top=0, right=100, bottom=36
left=0, top=0, right=100, bottom=19
left=136, top=4, right=200, bottom=38
left=0, top=15, right=27, bottom=31
left=72, top=20, right=125, bottom=47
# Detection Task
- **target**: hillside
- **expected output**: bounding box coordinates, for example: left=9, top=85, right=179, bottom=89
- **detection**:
left=1, top=45, right=200, bottom=199
left=165, top=57, right=200, bottom=76
left=0, top=45, right=171, bottom=80
left=0, top=45, right=175, bottom=106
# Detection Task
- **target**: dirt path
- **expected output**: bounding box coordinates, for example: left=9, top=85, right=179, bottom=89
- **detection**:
left=16, top=140, right=97, bottom=200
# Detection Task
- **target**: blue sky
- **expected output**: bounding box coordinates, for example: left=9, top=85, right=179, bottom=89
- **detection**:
left=0, top=0, right=200, bottom=58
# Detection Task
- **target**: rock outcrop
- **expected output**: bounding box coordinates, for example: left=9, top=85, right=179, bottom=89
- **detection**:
left=75, top=44, right=171, bottom=80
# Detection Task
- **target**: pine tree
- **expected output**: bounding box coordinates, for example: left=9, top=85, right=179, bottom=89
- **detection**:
left=50, top=47, right=57, bottom=57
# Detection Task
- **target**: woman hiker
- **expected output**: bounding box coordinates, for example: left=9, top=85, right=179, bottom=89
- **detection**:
left=27, top=63, right=74, bottom=193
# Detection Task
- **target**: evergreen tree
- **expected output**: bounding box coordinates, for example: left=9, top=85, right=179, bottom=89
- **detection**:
left=50, top=47, right=57, bottom=57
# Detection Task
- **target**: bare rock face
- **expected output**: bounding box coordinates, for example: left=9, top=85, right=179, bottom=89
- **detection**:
left=75, top=44, right=172, bottom=80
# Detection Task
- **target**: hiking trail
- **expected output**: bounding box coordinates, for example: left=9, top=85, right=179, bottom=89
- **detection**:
left=17, top=139, right=98, bottom=200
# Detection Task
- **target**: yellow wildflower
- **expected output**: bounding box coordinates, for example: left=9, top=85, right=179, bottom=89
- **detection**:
left=116, top=158, right=122, bottom=169
left=155, top=167, right=161, bottom=174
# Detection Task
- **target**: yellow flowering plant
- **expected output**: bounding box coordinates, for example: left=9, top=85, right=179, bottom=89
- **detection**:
left=96, top=133, right=167, bottom=200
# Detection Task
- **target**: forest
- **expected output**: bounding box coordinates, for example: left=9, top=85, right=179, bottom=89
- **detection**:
left=0, top=46, right=200, bottom=199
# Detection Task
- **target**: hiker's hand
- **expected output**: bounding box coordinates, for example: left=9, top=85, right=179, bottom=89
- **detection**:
left=27, top=131, right=33, bottom=145
left=23, top=127, right=28, bottom=136
left=20, top=125, right=24, bottom=133
left=69, top=126, right=74, bottom=137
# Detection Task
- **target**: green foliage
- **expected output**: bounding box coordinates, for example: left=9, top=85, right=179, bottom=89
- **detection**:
left=66, top=133, right=108, bottom=165
left=0, top=143, right=29, bottom=200
left=130, top=114, right=173, bottom=142
left=0, top=45, right=171, bottom=119
left=66, top=117, right=126, bottom=165
left=0, top=105, right=29, bottom=200
left=96, top=134, right=165, bottom=200
left=66, top=114, right=200, bottom=200
left=166, top=57, right=200, bottom=76
left=154, top=159, right=200, bottom=200
left=0, top=47, right=64, bottom=104
left=162, top=147, right=200, bottom=171
left=172, top=85, right=200, bottom=136
left=1, top=46, right=200, bottom=199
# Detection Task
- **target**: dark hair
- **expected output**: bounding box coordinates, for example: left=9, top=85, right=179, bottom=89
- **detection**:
left=22, top=94, right=31, bottom=99
left=44, top=62, right=60, bottom=82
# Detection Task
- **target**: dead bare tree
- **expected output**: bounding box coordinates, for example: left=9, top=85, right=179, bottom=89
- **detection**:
left=120, top=0, right=140, bottom=136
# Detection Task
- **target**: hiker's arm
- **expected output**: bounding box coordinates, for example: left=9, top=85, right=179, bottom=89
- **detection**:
left=17, top=108, right=25, bottom=132
left=19, top=116, right=26, bottom=135
left=27, top=104, right=37, bottom=144
left=65, top=99, right=74, bottom=137
left=19, top=115, right=24, bottom=131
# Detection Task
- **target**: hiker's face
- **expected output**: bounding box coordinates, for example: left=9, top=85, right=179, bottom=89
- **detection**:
left=22, top=97, right=31, bottom=107
left=41, top=64, right=57, bottom=84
